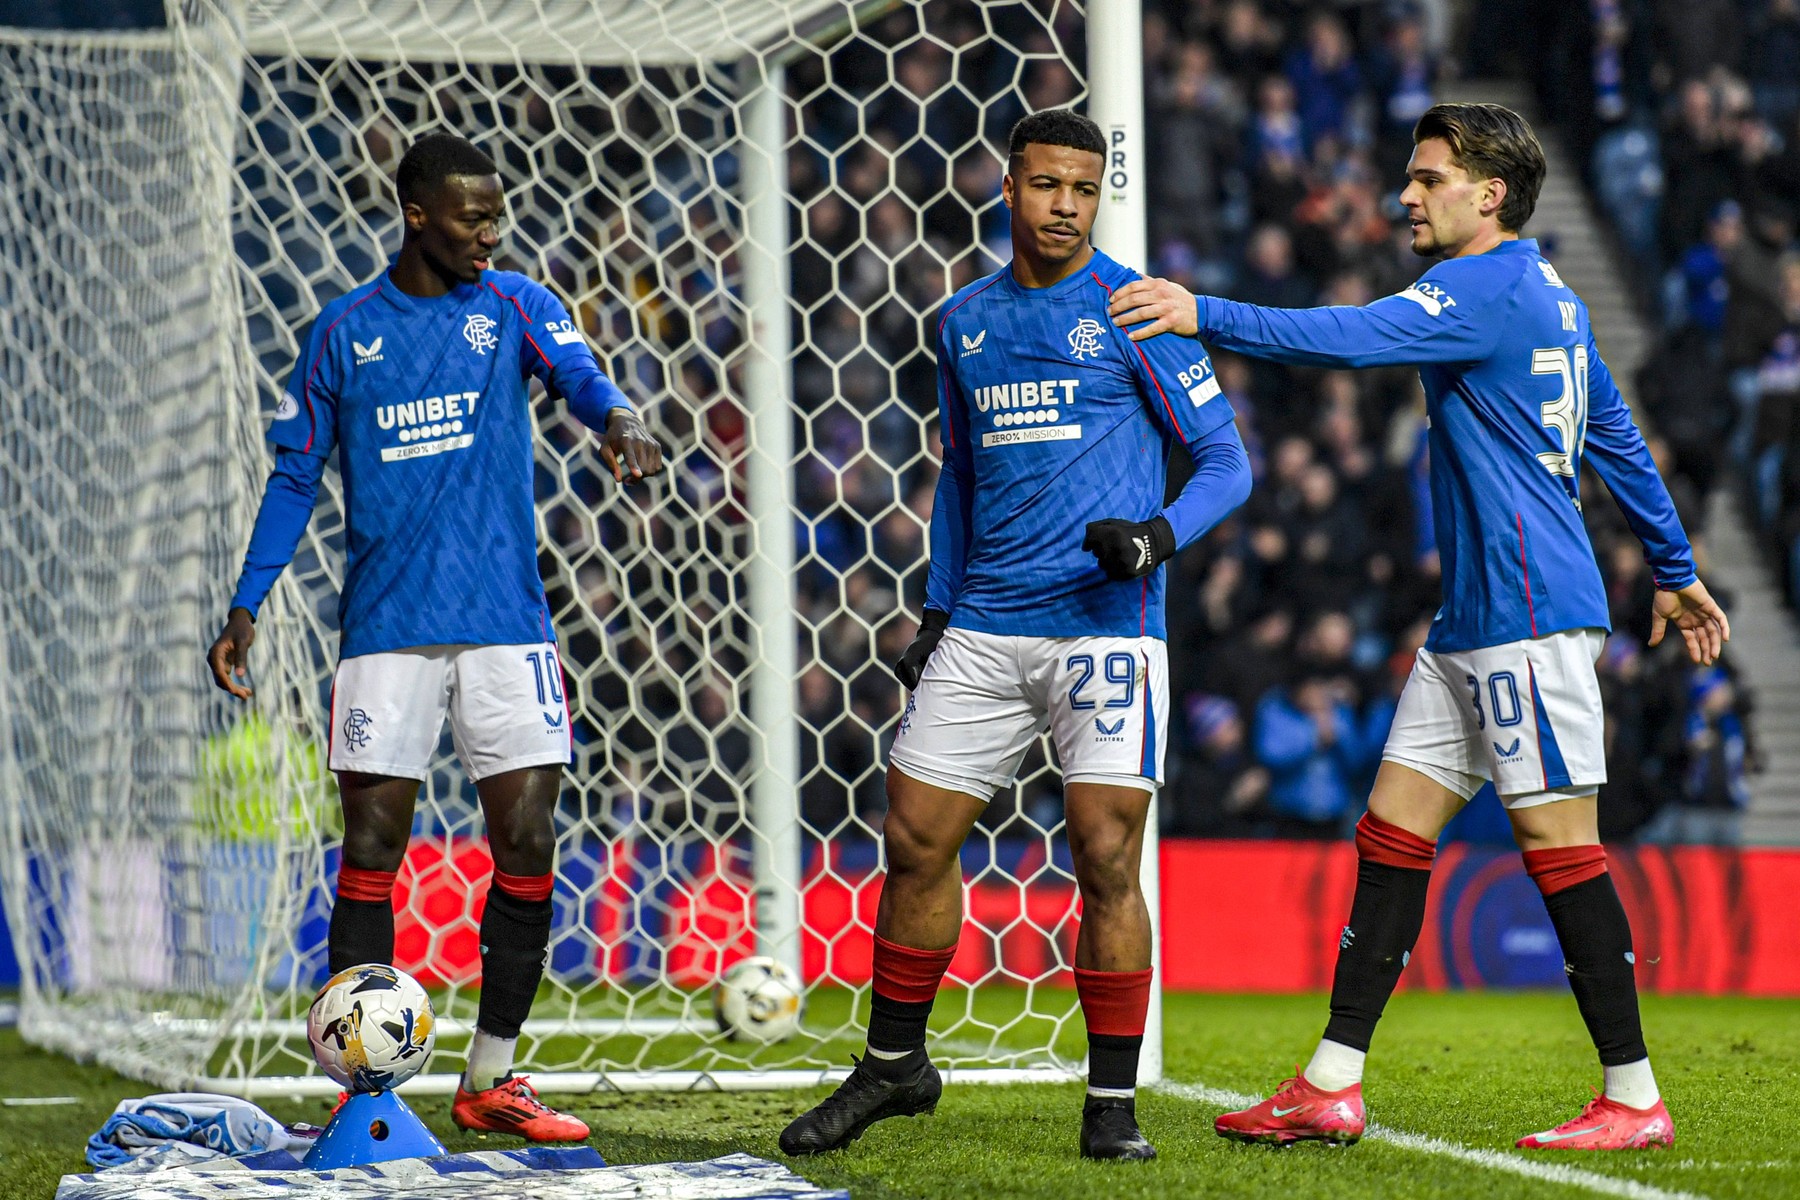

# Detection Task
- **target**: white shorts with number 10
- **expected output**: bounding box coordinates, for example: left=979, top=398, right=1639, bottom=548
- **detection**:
left=327, top=642, right=573, bottom=782
left=1381, top=627, right=1607, bottom=809
left=888, top=627, right=1168, bottom=801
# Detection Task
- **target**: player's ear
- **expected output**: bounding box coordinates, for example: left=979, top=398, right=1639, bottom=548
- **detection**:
left=401, top=201, right=428, bottom=235
left=1001, top=171, right=1014, bottom=209
left=1480, top=176, right=1508, bottom=221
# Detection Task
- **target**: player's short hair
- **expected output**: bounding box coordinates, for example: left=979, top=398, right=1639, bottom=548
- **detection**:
left=1412, top=102, right=1546, bottom=232
left=396, top=133, right=498, bottom=207
left=1007, top=109, right=1106, bottom=172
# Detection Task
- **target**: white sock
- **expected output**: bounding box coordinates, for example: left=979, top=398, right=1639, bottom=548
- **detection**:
left=462, top=1031, right=518, bottom=1091
left=1086, top=1084, right=1135, bottom=1101
left=1603, top=1058, right=1659, bottom=1108
left=865, top=1045, right=914, bottom=1061
left=1303, top=1038, right=1366, bottom=1092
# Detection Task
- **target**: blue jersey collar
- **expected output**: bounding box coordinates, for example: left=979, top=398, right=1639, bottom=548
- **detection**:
left=1480, top=237, right=1539, bottom=257
left=1001, top=248, right=1113, bottom=297
left=378, top=260, right=486, bottom=312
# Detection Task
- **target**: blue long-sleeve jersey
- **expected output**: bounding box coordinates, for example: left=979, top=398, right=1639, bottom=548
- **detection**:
left=228, top=267, right=632, bottom=656
left=927, top=250, right=1252, bottom=640
left=1194, top=238, right=1695, bottom=653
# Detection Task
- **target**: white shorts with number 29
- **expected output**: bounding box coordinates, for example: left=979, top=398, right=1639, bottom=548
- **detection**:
left=887, top=627, right=1168, bottom=801
left=1381, top=627, right=1607, bottom=809
left=328, top=642, right=573, bottom=782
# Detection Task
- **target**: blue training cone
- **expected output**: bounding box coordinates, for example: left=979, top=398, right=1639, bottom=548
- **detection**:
left=303, top=1089, right=445, bottom=1169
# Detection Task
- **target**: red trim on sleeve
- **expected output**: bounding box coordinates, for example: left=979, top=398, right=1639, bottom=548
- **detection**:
left=1086, top=271, right=1188, bottom=444
left=934, top=274, right=1006, bottom=450
left=1515, top=512, right=1538, bottom=637
left=301, top=284, right=384, bottom=454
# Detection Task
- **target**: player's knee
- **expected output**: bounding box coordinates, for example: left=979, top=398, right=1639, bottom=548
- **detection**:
left=340, top=818, right=410, bottom=871
left=1071, top=837, right=1139, bottom=907
left=882, top=806, right=958, bottom=877
left=490, top=819, right=555, bottom=876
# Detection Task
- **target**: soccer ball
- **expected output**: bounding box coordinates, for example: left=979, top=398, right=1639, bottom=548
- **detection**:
left=307, top=963, right=436, bottom=1092
left=712, top=956, right=805, bottom=1043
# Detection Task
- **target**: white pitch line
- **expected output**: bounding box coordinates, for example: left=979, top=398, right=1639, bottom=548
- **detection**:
left=1156, top=1080, right=1712, bottom=1200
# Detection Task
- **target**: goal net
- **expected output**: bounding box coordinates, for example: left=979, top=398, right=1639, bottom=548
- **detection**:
left=0, top=0, right=1159, bottom=1095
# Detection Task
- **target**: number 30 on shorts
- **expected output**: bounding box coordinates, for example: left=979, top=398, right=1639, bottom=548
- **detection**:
left=1464, top=670, right=1522, bottom=731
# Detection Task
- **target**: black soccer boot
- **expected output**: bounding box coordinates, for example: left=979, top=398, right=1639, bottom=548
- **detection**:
left=1080, top=1095, right=1157, bottom=1161
left=778, top=1055, right=942, bottom=1155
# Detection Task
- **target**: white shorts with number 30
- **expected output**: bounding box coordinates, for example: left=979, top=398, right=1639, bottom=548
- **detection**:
left=887, top=627, right=1168, bottom=801
left=1381, top=627, right=1607, bottom=809
left=328, top=642, right=573, bottom=782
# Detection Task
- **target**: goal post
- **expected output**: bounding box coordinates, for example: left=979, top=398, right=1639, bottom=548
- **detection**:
left=0, top=0, right=1161, bottom=1096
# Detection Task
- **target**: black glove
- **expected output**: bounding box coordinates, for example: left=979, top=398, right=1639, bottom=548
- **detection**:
left=1082, top=515, right=1176, bottom=581
left=892, top=608, right=950, bottom=689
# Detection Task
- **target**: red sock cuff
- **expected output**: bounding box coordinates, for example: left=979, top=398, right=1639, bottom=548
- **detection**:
left=1522, top=844, right=1607, bottom=896
left=1073, top=967, right=1153, bottom=1038
left=1355, top=812, right=1437, bottom=870
left=336, top=866, right=397, bottom=903
left=492, top=870, right=554, bottom=903
left=871, top=934, right=956, bottom=1004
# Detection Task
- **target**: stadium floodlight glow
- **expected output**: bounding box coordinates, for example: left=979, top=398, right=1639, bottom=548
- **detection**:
left=0, top=0, right=1161, bottom=1096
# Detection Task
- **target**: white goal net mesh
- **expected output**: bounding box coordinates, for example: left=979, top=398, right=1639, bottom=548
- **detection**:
left=0, top=0, right=1130, bottom=1093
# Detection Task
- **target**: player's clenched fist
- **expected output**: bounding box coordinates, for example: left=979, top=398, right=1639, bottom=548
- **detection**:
left=601, top=408, right=665, bottom=483
left=1107, top=277, right=1200, bottom=341
left=1083, top=516, right=1175, bottom=581
left=891, top=608, right=949, bottom=689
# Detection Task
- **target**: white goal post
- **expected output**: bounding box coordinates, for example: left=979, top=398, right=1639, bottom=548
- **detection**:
left=0, top=0, right=1159, bottom=1096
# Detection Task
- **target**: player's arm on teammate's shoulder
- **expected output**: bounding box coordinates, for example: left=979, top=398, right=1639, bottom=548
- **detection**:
left=1107, top=260, right=1508, bottom=369
left=1582, top=335, right=1731, bottom=665
left=208, top=448, right=329, bottom=698
left=518, top=279, right=665, bottom=483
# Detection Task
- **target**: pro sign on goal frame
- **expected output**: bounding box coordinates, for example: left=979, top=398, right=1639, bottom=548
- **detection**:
left=0, top=0, right=1160, bottom=1097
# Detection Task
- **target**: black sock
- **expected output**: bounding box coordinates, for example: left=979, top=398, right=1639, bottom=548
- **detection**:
left=1541, top=874, right=1649, bottom=1065
left=476, top=888, right=552, bottom=1041
left=1086, top=1033, right=1143, bottom=1095
left=865, top=993, right=932, bottom=1078
left=327, top=898, right=394, bottom=975
left=1322, top=858, right=1433, bottom=1052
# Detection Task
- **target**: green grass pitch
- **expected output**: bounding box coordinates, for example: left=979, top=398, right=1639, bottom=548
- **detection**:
left=4, top=991, right=1795, bottom=1199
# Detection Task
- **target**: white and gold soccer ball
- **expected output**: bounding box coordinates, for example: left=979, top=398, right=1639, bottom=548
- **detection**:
left=307, top=963, right=436, bottom=1092
left=712, top=956, right=805, bottom=1043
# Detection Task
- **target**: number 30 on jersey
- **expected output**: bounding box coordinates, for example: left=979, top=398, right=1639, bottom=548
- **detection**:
left=1531, top=344, right=1589, bottom=481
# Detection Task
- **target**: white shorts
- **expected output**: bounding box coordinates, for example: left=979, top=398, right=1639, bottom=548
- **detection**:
left=1382, top=628, right=1607, bottom=810
left=327, top=643, right=573, bottom=782
left=888, top=627, right=1168, bottom=801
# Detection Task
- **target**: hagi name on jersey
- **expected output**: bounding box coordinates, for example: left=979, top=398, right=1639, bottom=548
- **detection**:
left=376, top=390, right=480, bottom=462
left=973, top=378, right=1081, bottom=447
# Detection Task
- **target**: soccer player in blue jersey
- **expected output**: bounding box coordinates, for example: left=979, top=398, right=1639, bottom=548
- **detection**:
left=207, top=133, right=662, bottom=1141
left=1110, top=103, right=1730, bottom=1151
left=779, top=110, right=1252, bottom=1162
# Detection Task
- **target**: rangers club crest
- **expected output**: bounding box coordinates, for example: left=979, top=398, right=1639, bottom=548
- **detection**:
left=463, top=313, right=498, bottom=355
left=1067, top=316, right=1105, bottom=359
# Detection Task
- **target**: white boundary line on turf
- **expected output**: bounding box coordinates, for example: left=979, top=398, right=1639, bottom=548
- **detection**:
left=1156, top=1080, right=1713, bottom=1200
